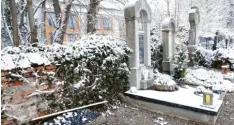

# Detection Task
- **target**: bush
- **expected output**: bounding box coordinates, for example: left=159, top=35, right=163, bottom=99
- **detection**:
left=48, top=34, right=132, bottom=111
left=173, top=44, right=189, bottom=79
left=194, top=48, right=206, bottom=66
left=211, top=49, right=234, bottom=71
left=151, top=28, right=163, bottom=72
left=195, top=47, right=234, bottom=71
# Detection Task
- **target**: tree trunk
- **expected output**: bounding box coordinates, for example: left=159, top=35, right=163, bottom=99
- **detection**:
left=19, top=0, right=25, bottom=31
left=87, top=0, right=101, bottom=33
left=4, top=0, right=12, bottom=30
left=53, top=0, right=61, bottom=28
left=41, top=0, right=46, bottom=43
left=176, top=1, right=181, bottom=28
left=54, top=0, right=73, bottom=44
left=166, top=0, right=170, bottom=17
left=27, top=0, right=38, bottom=43
left=9, top=0, right=20, bottom=47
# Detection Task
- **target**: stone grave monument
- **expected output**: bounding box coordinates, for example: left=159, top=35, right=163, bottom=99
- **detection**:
left=188, top=6, right=200, bottom=66
left=213, top=31, right=222, bottom=50
left=124, top=0, right=153, bottom=89
left=161, top=17, right=176, bottom=75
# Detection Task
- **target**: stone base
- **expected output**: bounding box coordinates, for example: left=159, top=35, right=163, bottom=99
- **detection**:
left=123, top=88, right=225, bottom=124
left=129, top=66, right=154, bottom=89
left=129, top=67, right=141, bottom=89
left=187, top=45, right=196, bottom=54
left=188, top=53, right=195, bottom=66
left=162, top=61, right=173, bottom=75
left=140, top=79, right=154, bottom=89
left=187, top=45, right=196, bottom=66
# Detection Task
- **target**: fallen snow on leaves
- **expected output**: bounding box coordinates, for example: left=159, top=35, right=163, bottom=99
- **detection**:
left=154, top=73, right=177, bottom=86
left=180, top=67, right=234, bottom=92
left=197, top=46, right=234, bottom=67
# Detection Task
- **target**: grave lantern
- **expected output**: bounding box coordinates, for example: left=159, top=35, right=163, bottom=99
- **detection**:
left=124, top=0, right=153, bottom=89
left=203, top=89, right=213, bottom=105
left=221, top=65, right=229, bottom=74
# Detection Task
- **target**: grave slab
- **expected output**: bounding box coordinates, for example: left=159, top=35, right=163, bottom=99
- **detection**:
left=123, top=87, right=225, bottom=124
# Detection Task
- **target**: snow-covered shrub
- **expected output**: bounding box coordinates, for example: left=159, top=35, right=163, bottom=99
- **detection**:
left=194, top=47, right=214, bottom=67
left=173, top=44, right=189, bottom=79
left=195, top=46, right=234, bottom=71
left=211, top=49, right=234, bottom=71
left=176, top=26, right=189, bottom=45
left=1, top=36, right=131, bottom=111
left=194, top=48, right=206, bottom=66
left=151, top=28, right=163, bottom=72
left=49, top=34, right=132, bottom=110
left=154, top=72, right=177, bottom=91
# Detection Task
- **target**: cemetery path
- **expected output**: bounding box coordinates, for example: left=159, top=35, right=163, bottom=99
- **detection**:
left=104, top=93, right=234, bottom=125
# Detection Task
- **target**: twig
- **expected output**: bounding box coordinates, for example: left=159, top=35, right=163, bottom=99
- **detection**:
left=33, top=0, right=46, bottom=15
left=26, top=89, right=57, bottom=98
left=31, top=100, right=108, bottom=121
left=2, top=15, right=14, bottom=44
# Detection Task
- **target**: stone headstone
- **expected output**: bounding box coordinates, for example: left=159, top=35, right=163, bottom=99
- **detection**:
left=188, top=6, right=200, bottom=66
left=213, top=31, right=219, bottom=50
left=225, top=39, right=229, bottom=49
left=161, top=17, right=176, bottom=75
left=124, top=0, right=153, bottom=89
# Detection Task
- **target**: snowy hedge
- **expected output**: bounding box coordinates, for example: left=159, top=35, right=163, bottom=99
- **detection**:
left=49, top=34, right=132, bottom=110
left=1, top=34, right=132, bottom=111
left=195, top=47, right=234, bottom=70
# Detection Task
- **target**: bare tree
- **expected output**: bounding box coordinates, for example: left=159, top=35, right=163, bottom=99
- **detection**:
left=27, top=0, right=38, bottom=43
left=175, top=0, right=181, bottom=27
left=52, top=0, right=61, bottom=27
left=40, top=0, right=46, bottom=42
left=87, top=0, right=101, bottom=33
left=9, top=0, right=20, bottom=46
left=164, top=0, right=171, bottom=17
left=19, top=0, right=26, bottom=31
left=53, top=0, right=74, bottom=44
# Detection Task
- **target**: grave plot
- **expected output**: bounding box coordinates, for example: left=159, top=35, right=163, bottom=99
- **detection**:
left=124, top=86, right=225, bottom=124
left=123, top=1, right=233, bottom=124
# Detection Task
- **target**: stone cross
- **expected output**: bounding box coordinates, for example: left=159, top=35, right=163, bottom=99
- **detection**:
left=124, top=0, right=153, bottom=89
left=161, top=17, right=176, bottom=75
left=188, top=6, right=200, bottom=66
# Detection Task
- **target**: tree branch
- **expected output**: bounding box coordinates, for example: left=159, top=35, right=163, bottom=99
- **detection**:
left=33, top=0, right=46, bottom=15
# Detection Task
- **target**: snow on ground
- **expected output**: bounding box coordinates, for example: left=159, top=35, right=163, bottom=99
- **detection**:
left=179, top=67, right=234, bottom=92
